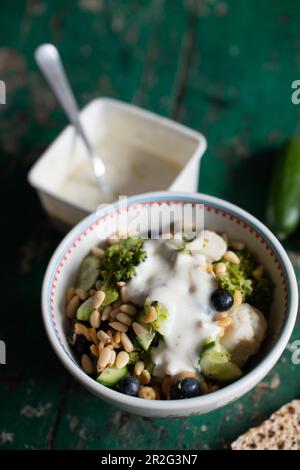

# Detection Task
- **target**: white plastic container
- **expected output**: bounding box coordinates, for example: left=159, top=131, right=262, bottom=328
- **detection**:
left=28, top=98, right=207, bottom=228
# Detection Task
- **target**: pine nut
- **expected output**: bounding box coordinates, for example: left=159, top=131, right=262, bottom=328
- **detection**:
left=75, top=288, right=89, bottom=301
left=66, top=287, right=76, bottom=303
left=75, top=323, right=91, bottom=341
left=108, top=350, right=116, bottom=367
left=134, top=361, right=145, bottom=376
left=89, top=327, right=99, bottom=344
left=90, top=246, right=105, bottom=258
left=253, top=265, right=264, bottom=279
left=90, top=309, right=101, bottom=328
left=66, top=295, right=80, bottom=319
left=98, top=347, right=112, bottom=369
left=230, top=240, right=245, bottom=251
left=113, top=331, right=121, bottom=344
left=107, top=330, right=113, bottom=338
left=217, top=315, right=232, bottom=328
left=215, top=262, right=227, bottom=275
left=109, top=307, right=121, bottom=320
left=121, top=332, right=134, bottom=353
left=117, top=281, right=126, bottom=288
left=95, top=280, right=102, bottom=290
left=203, top=263, right=214, bottom=275
left=120, top=304, right=137, bottom=316
left=115, top=351, right=130, bottom=369
left=139, top=369, right=151, bottom=385
left=109, top=321, right=128, bottom=333
left=93, top=290, right=106, bottom=309
left=223, top=251, right=240, bottom=265
left=132, top=322, right=148, bottom=337
left=90, top=344, right=99, bottom=358
left=97, top=330, right=110, bottom=343
left=139, top=386, right=156, bottom=400
left=142, top=306, right=157, bottom=324
left=116, top=312, right=132, bottom=326
left=81, top=354, right=94, bottom=374
left=120, top=286, right=128, bottom=303
left=102, top=305, right=112, bottom=321
left=233, top=290, right=243, bottom=309
left=98, top=340, right=105, bottom=356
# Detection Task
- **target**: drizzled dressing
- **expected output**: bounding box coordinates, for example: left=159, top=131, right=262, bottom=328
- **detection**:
left=126, top=239, right=221, bottom=377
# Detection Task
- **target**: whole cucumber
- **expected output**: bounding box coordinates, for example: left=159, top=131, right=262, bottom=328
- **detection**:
left=267, top=137, right=300, bottom=240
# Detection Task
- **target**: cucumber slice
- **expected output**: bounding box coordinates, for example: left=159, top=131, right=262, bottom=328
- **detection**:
left=96, top=367, right=128, bottom=387
left=101, top=286, right=119, bottom=306
left=199, top=339, right=242, bottom=383
left=76, top=255, right=101, bottom=290
left=76, top=296, right=94, bottom=321
left=144, top=298, right=170, bottom=335
left=136, top=312, right=156, bottom=351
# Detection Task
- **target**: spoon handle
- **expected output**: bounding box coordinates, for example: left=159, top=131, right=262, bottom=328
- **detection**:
left=35, top=44, right=109, bottom=190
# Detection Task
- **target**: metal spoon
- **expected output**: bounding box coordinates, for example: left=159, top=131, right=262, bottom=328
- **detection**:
left=35, top=43, right=111, bottom=194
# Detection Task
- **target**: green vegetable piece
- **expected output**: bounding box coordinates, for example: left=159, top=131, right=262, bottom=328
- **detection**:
left=135, top=312, right=156, bottom=351
left=128, top=351, right=140, bottom=365
left=144, top=298, right=169, bottom=335
left=101, top=238, right=147, bottom=283
left=101, top=286, right=119, bottom=306
left=96, top=367, right=128, bottom=387
left=216, top=248, right=274, bottom=314
left=266, top=137, right=300, bottom=240
left=76, top=296, right=94, bottom=321
left=141, top=350, right=155, bottom=374
left=76, top=255, right=101, bottom=290
left=199, top=338, right=242, bottom=382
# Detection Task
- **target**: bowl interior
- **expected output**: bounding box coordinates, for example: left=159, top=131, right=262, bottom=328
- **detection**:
left=45, top=194, right=289, bottom=398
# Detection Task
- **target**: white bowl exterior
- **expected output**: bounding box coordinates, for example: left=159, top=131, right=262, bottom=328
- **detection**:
left=29, top=99, right=207, bottom=228
left=42, top=192, right=298, bottom=417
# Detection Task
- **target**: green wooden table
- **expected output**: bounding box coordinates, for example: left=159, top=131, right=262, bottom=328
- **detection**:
left=1, top=0, right=300, bottom=450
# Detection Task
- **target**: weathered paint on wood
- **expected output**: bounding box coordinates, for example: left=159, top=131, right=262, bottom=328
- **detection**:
left=0, top=0, right=300, bottom=450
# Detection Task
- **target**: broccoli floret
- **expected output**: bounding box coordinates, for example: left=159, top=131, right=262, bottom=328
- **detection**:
left=216, top=249, right=274, bottom=314
left=100, top=237, right=147, bottom=284
left=128, top=351, right=140, bottom=365
left=218, top=249, right=255, bottom=300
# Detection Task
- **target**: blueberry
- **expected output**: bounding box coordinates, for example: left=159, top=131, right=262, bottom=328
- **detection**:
left=170, top=378, right=201, bottom=399
left=211, top=288, right=234, bottom=311
left=72, top=334, right=91, bottom=355
left=119, top=375, right=141, bottom=397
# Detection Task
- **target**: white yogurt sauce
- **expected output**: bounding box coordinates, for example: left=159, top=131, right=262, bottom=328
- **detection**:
left=58, top=136, right=181, bottom=211
left=126, top=238, right=222, bottom=377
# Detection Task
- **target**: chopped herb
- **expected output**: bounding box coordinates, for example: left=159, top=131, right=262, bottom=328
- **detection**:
left=100, top=237, right=147, bottom=284
left=216, top=249, right=274, bottom=314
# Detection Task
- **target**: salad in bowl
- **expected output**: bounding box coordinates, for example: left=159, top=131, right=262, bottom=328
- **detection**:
left=65, top=229, right=273, bottom=401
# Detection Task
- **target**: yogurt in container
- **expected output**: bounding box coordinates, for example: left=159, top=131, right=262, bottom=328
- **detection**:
left=28, top=98, right=207, bottom=228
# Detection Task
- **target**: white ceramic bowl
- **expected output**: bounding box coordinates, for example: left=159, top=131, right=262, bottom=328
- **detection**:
left=42, top=192, right=298, bottom=417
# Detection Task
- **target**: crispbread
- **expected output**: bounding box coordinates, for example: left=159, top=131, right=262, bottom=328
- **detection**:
left=231, top=400, right=300, bottom=450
